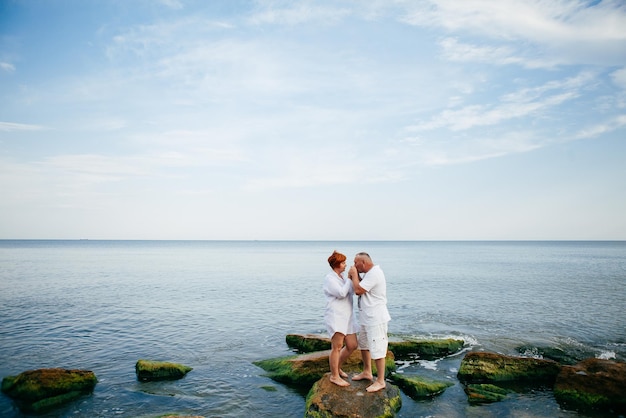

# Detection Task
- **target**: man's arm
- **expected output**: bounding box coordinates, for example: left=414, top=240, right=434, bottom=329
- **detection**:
left=349, top=266, right=367, bottom=295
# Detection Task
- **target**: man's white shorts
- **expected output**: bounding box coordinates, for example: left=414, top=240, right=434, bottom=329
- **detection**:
left=357, top=322, right=389, bottom=360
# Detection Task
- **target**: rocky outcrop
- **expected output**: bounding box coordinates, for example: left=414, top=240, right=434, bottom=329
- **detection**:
left=305, top=373, right=401, bottom=418
left=135, top=360, right=193, bottom=382
left=285, top=333, right=464, bottom=360
left=464, top=383, right=512, bottom=404
left=457, top=351, right=561, bottom=383
left=554, top=358, right=626, bottom=414
left=1, top=368, right=97, bottom=413
left=388, top=373, right=452, bottom=400
left=388, top=338, right=464, bottom=360
left=254, top=350, right=396, bottom=387
left=286, top=334, right=331, bottom=352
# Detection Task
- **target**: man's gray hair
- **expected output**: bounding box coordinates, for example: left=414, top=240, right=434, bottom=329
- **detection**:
left=356, top=252, right=371, bottom=260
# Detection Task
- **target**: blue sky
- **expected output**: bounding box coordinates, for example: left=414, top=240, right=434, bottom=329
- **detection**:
left=1, top=0, right=625, bottom=240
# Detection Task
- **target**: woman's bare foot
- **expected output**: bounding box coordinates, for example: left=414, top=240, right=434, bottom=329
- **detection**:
left=351, top=372, right=373, bottom=381
left=366, top=380, right=386, bottom=392
left=339, top=369, right=348, bottom=378
left=330, top=376, right=350, bottom=387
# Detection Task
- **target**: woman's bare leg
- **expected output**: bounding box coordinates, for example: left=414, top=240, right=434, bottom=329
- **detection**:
left=337, top=333, right=357, bottom=378
left=329, top=333, right=350, bottom=386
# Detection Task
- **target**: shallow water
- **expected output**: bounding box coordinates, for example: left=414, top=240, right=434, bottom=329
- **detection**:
left=1, top=240, right=624, bottom=417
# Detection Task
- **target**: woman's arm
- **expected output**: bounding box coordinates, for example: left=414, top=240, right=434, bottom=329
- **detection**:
left=324, top=274, right=353, bottom=298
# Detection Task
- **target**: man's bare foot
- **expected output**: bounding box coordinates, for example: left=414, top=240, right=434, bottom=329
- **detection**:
left=330, top=376, right=350, bottom=387
left=339, top=369, right=348, bottom=378
left=351, top=372, right=373, bottom=381
left=366, top=380, right=386, bottom=392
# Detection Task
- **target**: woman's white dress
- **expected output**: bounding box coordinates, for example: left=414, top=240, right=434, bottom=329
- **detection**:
left=323, top=271, right=358, bottom=337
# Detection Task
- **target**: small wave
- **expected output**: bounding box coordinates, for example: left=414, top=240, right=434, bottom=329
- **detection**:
left=417, top=359, right=439, bottom=371
left=597, top=350, right=616, bottom=360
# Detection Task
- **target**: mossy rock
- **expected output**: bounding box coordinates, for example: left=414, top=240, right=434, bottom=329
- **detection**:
left=389, top=373, right=453, bottom=399
left=464, top=383, right=512, bottom=404
left=554, top=358, right=626, bottom=414
left=254, top=350, right=396, bottom=388
left=388, top=338, right=464, bottom=360
left=1, top=368, right=97, bottom=413
left=286, top=334, right=331, bottom=352
left=458, top=352, right=561, bottom=384
left=305, top=374, right=401, bottom=418
left=136, top=360, right=193, bottom=382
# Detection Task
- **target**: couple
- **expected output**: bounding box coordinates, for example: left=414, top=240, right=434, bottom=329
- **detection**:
left=323, top=251, right=391, bottom=393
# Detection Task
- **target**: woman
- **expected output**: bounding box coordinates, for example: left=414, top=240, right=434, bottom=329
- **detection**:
left=323, top=250, right=358, bottom=386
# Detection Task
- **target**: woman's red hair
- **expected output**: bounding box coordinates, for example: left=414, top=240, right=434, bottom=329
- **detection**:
left=328, top=251, right=346, bottom=269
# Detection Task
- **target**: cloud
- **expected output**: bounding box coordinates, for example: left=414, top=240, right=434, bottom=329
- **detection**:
left=612, top=67, right=626, bottom=90
left=0, top=121, right=46, bottom=131
left=247, top=1, right=351, bottom=25
left=0, top=62, right=15, bottom=73
left=439, top=37, right=562, bottom=69
left=159, top=0, right=184, bottom=10
left=407, top=72, right=588, bottom=132
left=574, top=114, right=626, bottom=140
left=401, top=0, right=626, bottom=66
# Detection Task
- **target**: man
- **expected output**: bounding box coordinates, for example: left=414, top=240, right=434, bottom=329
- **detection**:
left=348, top=252, right=391, bottom=393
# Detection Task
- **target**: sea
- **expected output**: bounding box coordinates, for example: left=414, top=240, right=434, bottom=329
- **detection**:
left=0, top=240, right=624, bottom=418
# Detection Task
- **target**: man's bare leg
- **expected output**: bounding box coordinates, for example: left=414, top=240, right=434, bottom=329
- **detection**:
left=352, top=349, right=374, bottom=381
left=366, top=358, right=387, bottom=392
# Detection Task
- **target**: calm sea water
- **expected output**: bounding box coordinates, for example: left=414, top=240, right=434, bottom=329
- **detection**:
left=0, top=240, right=624, bottom=417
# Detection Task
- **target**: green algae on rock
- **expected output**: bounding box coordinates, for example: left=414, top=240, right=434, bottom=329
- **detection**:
left=305, top=374, right=401, bottom=418
left=286, top=334, right=331, bottom=353
left=388, top=337, right=465, bottom=360
left=388, top=373, right=453, bottom=400
left=285, top=333, right=465, bottom=361
left=554, top=358, right=626, bottom=414
left=135, top=360, right=193, bottom=382
left=1, top=368, right=97, bottom=413
left=458, top=351, right=561, bottom=383
left=464, top=383, right=512, bottom=404
left=254, top=350, right=396, bottom=388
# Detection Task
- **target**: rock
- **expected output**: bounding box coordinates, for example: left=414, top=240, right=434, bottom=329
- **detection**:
left=457, top=351, right=561, bottom=383
left=305, top=373, right=401, bottom=418
left=388, top=373, right=452, bottom=400
left=135, top=360, right=193, bottom=382
left=286, top=334, right=331, bottom=352
left=464, top=383, right=512, bottom=404
left=388, top=338, right=464, bottom=360
left=554, top=358, right=626, bottom=414
left=1, top=368, right=97, bottom=413
left=286, top=333, right=465, bottom=360
left=254, top=350, right=396, bottom=387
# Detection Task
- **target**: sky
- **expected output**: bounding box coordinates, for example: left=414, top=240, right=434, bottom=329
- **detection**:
left=1, top=0, right=625, bottom=240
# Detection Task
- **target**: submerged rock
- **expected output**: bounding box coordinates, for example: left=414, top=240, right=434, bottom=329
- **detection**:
left=285, top=333, right=464, bottom=360
left=388, top=373, right=453, bottom=400
left=286, top=334, right=331, bottom=352
left=254, top=350, right=396, bottom=387
left=554, top=358, right=626, bottom=414
left=515, top=344, right=589, bottom=365
left=305, top=373, right=401, bottom=418
left=464, top=383, right=512, bottom=404
left=135, top=360, right=193, bottom=382
left=1, top=368, right=97, bottom=413
left=388, top=337, right=465, bottom=360
left=457, top=351, right=561, bottom=383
